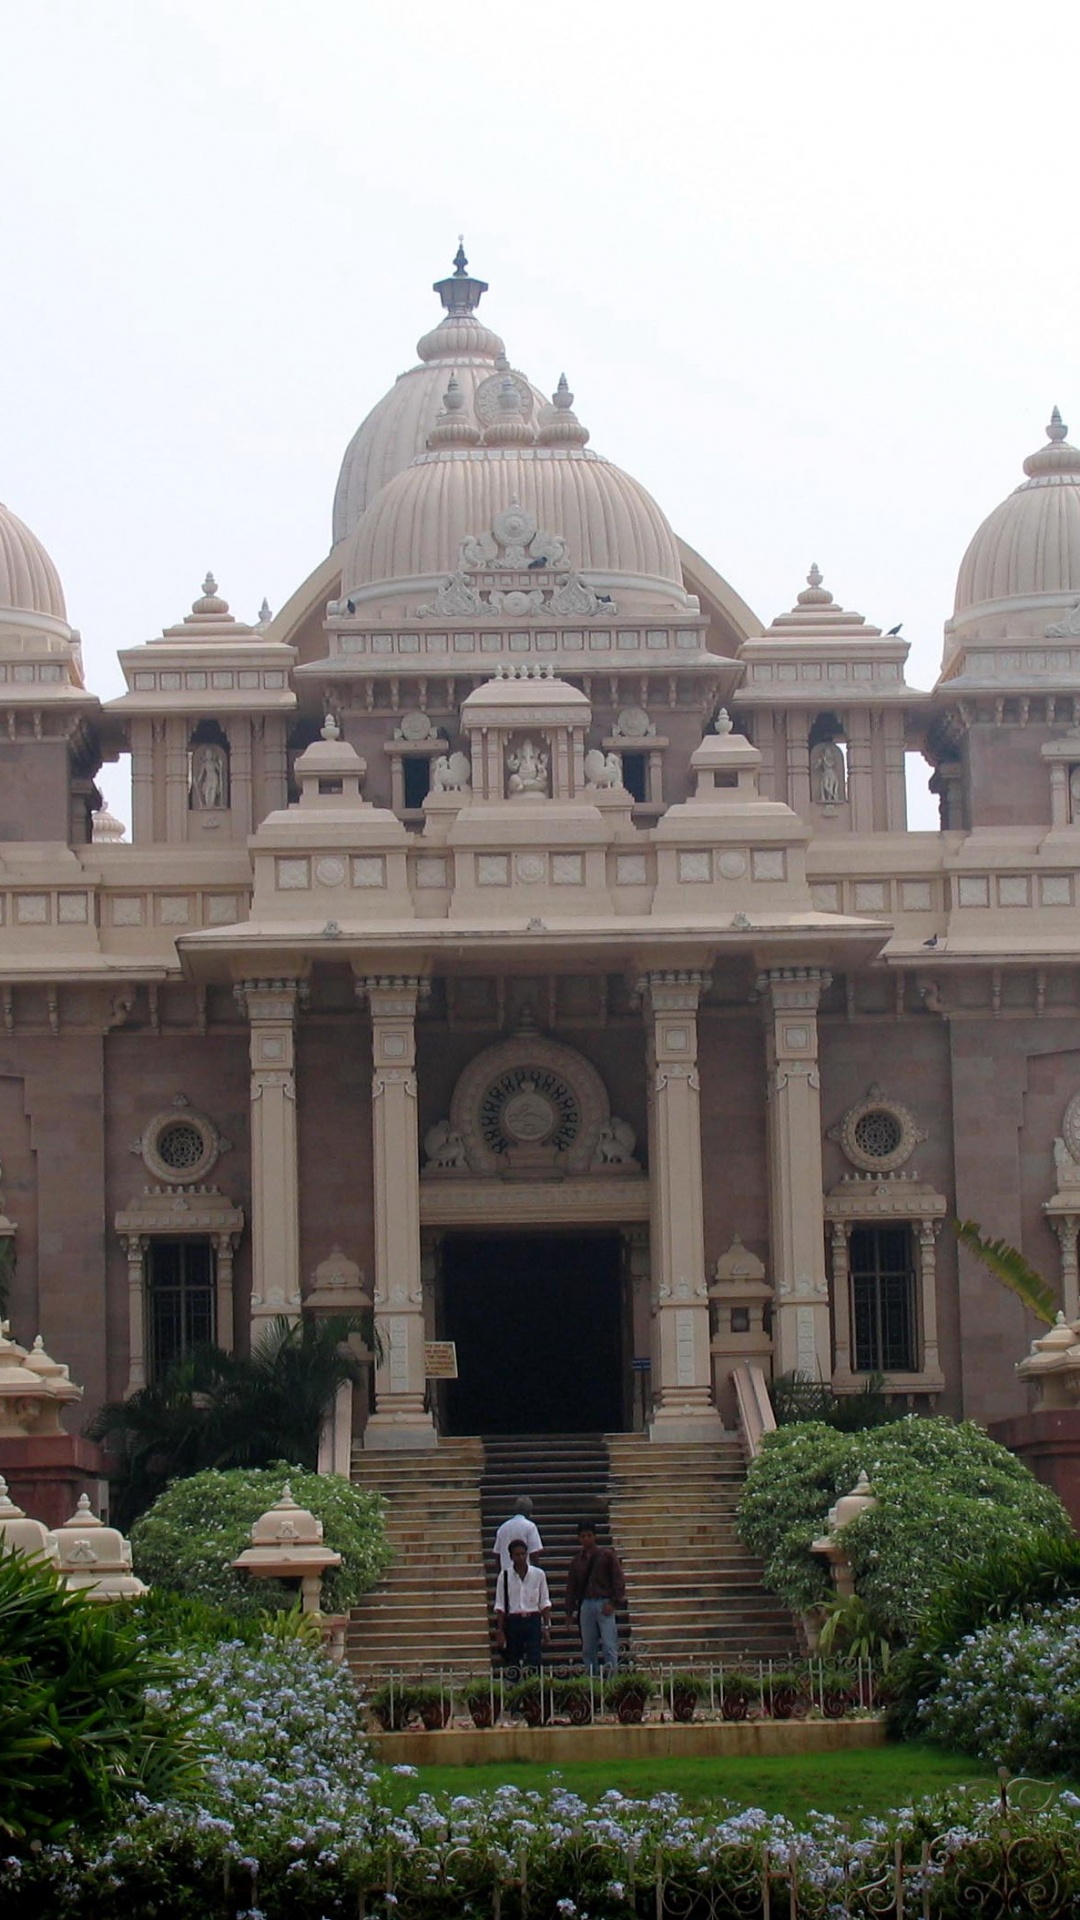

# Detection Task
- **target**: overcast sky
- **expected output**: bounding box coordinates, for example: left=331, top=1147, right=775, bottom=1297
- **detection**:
left=3, top=0, right=1078, bottom=829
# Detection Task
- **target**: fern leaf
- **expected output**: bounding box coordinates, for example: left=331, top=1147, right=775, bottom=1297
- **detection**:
left=954, top=1220, right=1059, bottom=1326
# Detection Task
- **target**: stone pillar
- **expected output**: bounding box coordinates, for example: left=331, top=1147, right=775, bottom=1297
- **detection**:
left=759, top=967, right=831, bottom=1380
left=640, top=971, right=724, bottom=1441
left=236, top=978, right=304, bottom=1328
left=356, top=975, right=436, bottom=1450
left=846, top=711, right=874, bottom=832
left=122, top=1232, right=149, bottom=1395
left=1050, top=1213, right=1080, bottom=1322
left=213, top=1229, right=239, bottom=1353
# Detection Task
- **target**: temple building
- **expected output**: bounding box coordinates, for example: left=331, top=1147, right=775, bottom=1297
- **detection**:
left=4, top=246, right=1080, bottom=1453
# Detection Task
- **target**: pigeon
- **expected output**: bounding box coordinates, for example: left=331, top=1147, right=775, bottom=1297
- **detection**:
left=922, top=934, right=939, bottom=949
left=886, top=622, right=903, bottom=636
left=528, top=555, right=548, bottom=569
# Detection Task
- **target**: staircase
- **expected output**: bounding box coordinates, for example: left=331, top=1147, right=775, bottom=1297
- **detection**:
left=346, top=1440, right=490, bottom=1676
left=606, top=1435, right=800, bottom=1663
left=480, top=1433, right=629, bottom=1663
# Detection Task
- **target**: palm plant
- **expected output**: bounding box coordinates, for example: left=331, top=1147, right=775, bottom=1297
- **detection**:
left=91, top=1313, right=369, bottom=1527
left=954, top=1220, right=1059, bottom=1326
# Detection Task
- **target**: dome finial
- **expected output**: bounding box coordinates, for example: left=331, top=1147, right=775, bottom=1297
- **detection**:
left=537, top=372, right=589, bottom=447
left=796, top=563, right=834, bottom=608
left=1049, top=406, right=1068, bottom=443
left=433, top=241, right=488, bottom=317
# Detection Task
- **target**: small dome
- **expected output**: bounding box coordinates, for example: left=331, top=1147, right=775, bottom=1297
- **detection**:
left=331, top=248, right=545, bottom=545
left=953, top=409, right=1080, bottom=621
left=0, top=497, right=66, bottom=621
left=342, top=445, right=687, bottom=609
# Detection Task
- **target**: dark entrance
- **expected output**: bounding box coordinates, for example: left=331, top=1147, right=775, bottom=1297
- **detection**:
left=440, top=1232, right=625, bottom=1434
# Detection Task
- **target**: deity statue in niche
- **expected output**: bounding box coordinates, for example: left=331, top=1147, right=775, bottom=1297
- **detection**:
left=506, top=737, right=550, bottom=797
left=190, top=742, right=229, bottom=810
left=1069, top=765, right=1080, bottom=823
left=810, top=739, right=845, bottom=805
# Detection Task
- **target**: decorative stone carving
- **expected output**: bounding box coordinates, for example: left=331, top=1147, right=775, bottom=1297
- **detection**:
left=1047, top=601, right=1080, bottom=638
left=416, top=570, right=483, bottom=618
left=459, top=502, right=568, bottom=573
left=394, top=710, right=437, bottom=742
left=430, top=750, right=471, bottom=793
left=473, top=371, right=535, bottom=428
left=828, top=1085, right=925, bottom=1174
left=810, top=739, right=846, bottom=805
left=583, top=747, right=623, bottom=788
left=423, top=1121, right=470, bottom=1171
left=487, top=585, right=545, bottom=615
left=190, top=741, right=228, bottom=811
left=550, top=572, right=616, bottom=617
left=1070, top=767, right=1080, bottom=824
left=1017, top=1314, right=1080, bottom=1409
left=506, top=737, right=550, bottom=797
left=810, top=1471, right=878, bottom=1599
left=613, top=705, right=655, bottom=739
left=131, top=1094, right=231, bottom=1187
left=591, top=1116, right=638, bottom=1166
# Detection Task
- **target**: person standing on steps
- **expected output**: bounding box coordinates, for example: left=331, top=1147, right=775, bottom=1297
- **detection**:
left=494, top=1537, right=552, bottom=1671
left=565, top=1519, right=625, bottom=1675
left=493, top=1494, right=543, bottom=1571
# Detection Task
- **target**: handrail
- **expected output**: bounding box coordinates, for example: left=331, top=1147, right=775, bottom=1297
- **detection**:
left=731, top=1361, right=776, bottom=1459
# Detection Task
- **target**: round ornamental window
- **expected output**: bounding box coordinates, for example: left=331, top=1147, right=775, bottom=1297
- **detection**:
left=832, top=1087, right=924, bottom=1175
left=135, top=1100, right=225, bottom=1186
left=479, top=1066, right=580, bottom=1156
left=851, top=1109, right=904, bottom=1161
left=156, top=1122, right=207, bottom=1172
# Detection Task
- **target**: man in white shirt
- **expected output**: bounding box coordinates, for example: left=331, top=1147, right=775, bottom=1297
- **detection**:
left=493, top=1495, right=543, bottom=1572
left=494, top=1537, right=552, bottom=1670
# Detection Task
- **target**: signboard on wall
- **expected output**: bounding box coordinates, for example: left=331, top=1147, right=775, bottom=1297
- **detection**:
left=424, top=1340, right=459, bottom=1379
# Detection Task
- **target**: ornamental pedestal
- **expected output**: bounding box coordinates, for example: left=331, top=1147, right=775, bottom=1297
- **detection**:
left=357, top=977, right=436, bottom=1450
left=641, top=973, right=724, bottom=1441
left=759, top=969, right=831, bottom=1381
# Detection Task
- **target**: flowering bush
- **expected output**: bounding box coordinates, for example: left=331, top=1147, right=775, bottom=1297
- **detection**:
left=129, top=1463, right=390, bottom=1616
left=5, top=1774, right=1080, bottom=1918
left=737, top=1416, right=1069, bottom=1638
left=919, top=1597, right=1080, bottom=1773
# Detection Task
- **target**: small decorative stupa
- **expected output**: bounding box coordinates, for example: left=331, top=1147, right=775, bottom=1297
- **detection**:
left=53, top=1493, right=148, bottom=1601
left=0, top=1473, right=58, bottom=1564
left=810, top=1471, right=878, bottom=1599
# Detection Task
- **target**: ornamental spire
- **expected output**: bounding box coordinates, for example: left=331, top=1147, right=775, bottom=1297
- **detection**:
left=433, top=238, right=489, bottom=317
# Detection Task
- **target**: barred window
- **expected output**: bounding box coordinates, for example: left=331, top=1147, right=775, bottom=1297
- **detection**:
left=147, top=1239, right=215, bottom=1380
left=849, top=1225, right=918, bottom=1373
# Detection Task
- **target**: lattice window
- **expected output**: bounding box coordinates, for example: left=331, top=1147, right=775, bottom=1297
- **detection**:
left=147, top=1238, right=215, bottom=1380
left=849, top=1225, right=918, bottom=1373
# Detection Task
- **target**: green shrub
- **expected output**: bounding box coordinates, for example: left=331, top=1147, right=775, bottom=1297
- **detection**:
left=737, top=1416, right=1070, bottom=1639
left=129, top=1463, right=390, bottom=1618
left=917, top=1597, right=1080, bottom=1772
left=771, top=1370, right=899, bottom=1430
left=0, top=1550, right=198, bottom=1843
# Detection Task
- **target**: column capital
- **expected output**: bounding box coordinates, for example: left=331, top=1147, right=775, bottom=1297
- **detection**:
left=355, top=975, right=429, bottom=1017
left=755, top=966, right=831, bottom=1013
left=234, top=978, right=307, bottom=1023
left=636, top=969, right=711, bottom=1012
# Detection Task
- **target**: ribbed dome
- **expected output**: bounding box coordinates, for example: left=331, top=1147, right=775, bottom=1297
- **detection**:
left=341, top=445, right=686, bottom=604
left=331, top=248, right=545, bottom=546
left=953, top=409, right=1080, bottom=619
left=0, top=497, right=66, bottom=620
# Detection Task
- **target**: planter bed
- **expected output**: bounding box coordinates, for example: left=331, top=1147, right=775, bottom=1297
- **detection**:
left=369, top=1715, right=887, bottom=1766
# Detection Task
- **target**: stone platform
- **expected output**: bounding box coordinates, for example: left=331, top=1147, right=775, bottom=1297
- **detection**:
left=370, top=1716, right=886, bottom=1767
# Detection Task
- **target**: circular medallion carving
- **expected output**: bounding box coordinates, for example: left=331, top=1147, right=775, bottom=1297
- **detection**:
left=315, top=856, right=346, bottom=888
left=615, top=705, right=652, bottom=739
left=516, top=853, right=546, bottom=884
left=448, top=1033, right=612, bottom=1175
left=717, top=851, right=747, bottom=879
left=474, top=376, right=535, bottom=429
left=398, top=709, right=434, bottom=742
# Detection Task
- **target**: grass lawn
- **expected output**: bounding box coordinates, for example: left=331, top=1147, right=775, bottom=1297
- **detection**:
left=382, top=1741, right=997, bottom=1824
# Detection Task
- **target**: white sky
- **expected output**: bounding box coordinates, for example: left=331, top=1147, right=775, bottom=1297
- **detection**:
left=3, top=0, right=1079, bottom=830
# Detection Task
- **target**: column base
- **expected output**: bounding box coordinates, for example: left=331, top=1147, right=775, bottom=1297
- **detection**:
left=363, top=1411, right=439, bottom=1452
left=648, top=1396, right=726, bottom=1444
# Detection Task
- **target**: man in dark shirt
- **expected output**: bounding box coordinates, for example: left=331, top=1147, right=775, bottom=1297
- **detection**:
left=564, top=1519, right=625, bottom=1674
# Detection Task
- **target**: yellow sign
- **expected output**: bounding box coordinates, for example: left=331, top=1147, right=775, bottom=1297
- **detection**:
left=424, top=1340, right=458, bottom=1379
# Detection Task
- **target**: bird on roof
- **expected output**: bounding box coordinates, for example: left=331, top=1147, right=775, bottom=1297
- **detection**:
left=886, top=622, right=903, bottom=636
